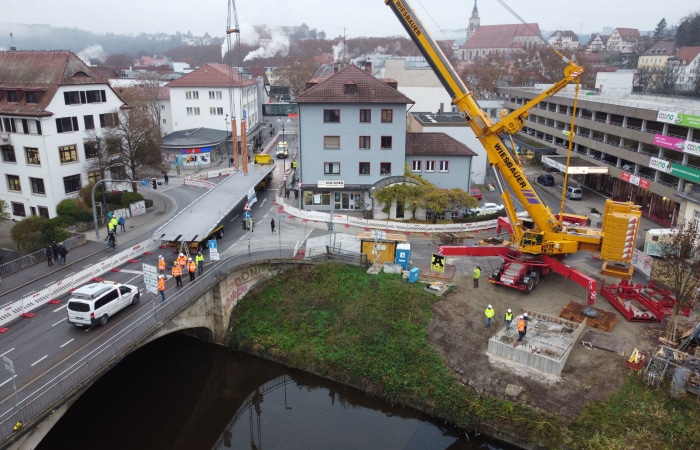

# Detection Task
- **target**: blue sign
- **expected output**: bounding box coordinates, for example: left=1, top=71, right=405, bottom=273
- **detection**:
left=141, top=179, right=148, bottom=186
left=243, top=211, right=251, bottom=219
left=208, top=240, right=218, bottom=251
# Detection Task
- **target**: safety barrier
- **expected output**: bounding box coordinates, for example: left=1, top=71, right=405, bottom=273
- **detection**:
left=0, top=239, right=157, bottom=327
left=183, top=176, right=218, bottom=189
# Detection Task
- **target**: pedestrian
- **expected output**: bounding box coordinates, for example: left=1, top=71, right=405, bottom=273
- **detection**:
left=57, top=243, right=67, bottom=264
left=517, top=316, right=527, bottom=343
left=45, top=245, right=53, bottom=266
left=163, top=173, right=169, bottom=185
left=196, top=251, right=204, bottom=275
left=51, top=240, right=59, bottom=262
left=172, top=262, right=183, bottom=287
left=484, top=304, right=495, bottom=329
left=158, top=255, right=166, bottom=276
left=118, top=215, right=126, bottom=232
left=229, top=157, right=233, bottom=168
left=504, top=308, right=513, bottom=331
left=188, top=257, right=196, bottom=282
left=271, top=218, right=276, bottom=233
left=473, top=265, right=481, bottom=288
left=109, top=216, right=118, bottom=234
left=176, top=165, right=181, bottom=175
left=158, top=275, right=166, bottom=302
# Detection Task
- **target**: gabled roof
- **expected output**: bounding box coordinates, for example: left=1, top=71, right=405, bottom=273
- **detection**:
left=406, top=132, right=477, bottom=157
left=676, top=47, right=700, bottom=65
left=166, top=63, right=258, bottom=88
left=642, top=40, right=676, bottom=56
left=295, top=64, right=413, bottom=104
left=0, top=50, right=109, bottom=116
left=614, top=28, right=641, bottom=40
left=461, top=23, right=541, bottom=49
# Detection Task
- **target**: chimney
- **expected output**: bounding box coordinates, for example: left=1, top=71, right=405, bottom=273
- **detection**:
left=365, top=61, right=372, bottom=74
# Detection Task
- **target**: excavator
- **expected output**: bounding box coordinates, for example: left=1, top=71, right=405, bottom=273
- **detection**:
left=384, top=0, right=641, bottom=306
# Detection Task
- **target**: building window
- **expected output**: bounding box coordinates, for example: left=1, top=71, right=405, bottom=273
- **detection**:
left=186, top=107, right=201, bottom=116
left=209, top=107, right=224, bottom=115
left=6, top=175, right=21, bottom=191
left=59, top=145, right=78, bottom=164
left=84, top=115, right=95, bottom=130
left=2, top=145, right=16, bottom=162
left=106, top=138, right=121, bottom=155
left=11, top=202, right=25, bottom=217
left=185, top=91, right=199, bottom=100
left=324, top=162, right=340, bottom=175
left=380, top=136, right=392, bottom=149
left=63, top=174, right=82, bottom=193
left=26, top=92, right=37, bottom=103
left=99, top=113, right=119, bottom=127
left=694, top=210, right=700, bottom=230
left=64, top=91, right=81, bottom=105
left=30, top=177, right=45, bottom=194
left=55, top=116, right=79, bottom=133
left=38, top=206, right=49, bottom=218
left=359, top=109, right=371, bottom=123
left=3, top=118, right=17, bottom=133
left=411, top=160, right=422, bottom=172
left=381, top=109, right=393, bottom=123
left=87, top=170, right=102, bottom=184
left=208, top=91, right=222, bottom=99
left=7, top=91, right=18, bottom=102
left=359, top=136, right=371, bottom=149
left=380, top=162, right=391, bottom=175
left=359, top=162, right=370, bottom=175
left=425, top=160, right=435, bottom=172
left=323, top=136, right=340, bottom=149
left=84, top=141, right=99, bottom=159
left=25, top=147, right=40, bottom=165
left=85, top=90, right=106, bottom=103
left=439, top=160, right=450, bottom=172
left=323, top=109, right=340, bottom=123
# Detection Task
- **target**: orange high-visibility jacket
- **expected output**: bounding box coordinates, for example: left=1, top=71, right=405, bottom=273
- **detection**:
left=518, top=319, right=526, bottom=332
left=158, top=278, right=165, bottom=291
left=158, top=259, right=166, bottom=271
left=172, top=265, right=182, bottom=277
left=188, top=261, right=196, bottom=273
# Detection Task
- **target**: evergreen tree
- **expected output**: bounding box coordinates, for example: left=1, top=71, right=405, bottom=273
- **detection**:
left=653, top=18, right=667, bottom=39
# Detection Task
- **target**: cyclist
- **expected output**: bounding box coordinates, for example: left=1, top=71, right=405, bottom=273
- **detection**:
left=106, top=230, right=117, bottom=249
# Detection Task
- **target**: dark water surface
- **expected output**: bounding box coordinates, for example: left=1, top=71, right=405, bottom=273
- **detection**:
left=38, top=334, right=513, bottom=450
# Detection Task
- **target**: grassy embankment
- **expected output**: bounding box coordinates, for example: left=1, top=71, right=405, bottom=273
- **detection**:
left=227, top=263, right=700, bottom=449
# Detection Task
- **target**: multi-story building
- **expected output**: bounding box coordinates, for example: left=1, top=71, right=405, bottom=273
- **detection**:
left=0, top=50, right=127, bottom=219
left=638, top=40, right=677, bottom=69
left=547, top=30, right=580, bottom=51
left=673, top=46, right=700, bottom=93
left=606, top=28, right=643, bottom=54
left=497, top=85, right=700, bottom=228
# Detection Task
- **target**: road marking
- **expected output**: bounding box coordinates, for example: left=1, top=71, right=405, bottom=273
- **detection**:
left=230, top=214, right=239, bottom=222
left=60, top=339, right=74, bottom=348
left=53, top=305, right=66, bottom=313
left=31, top=355, right=48, bottom=366
left=0, top=348, right=15, bottom=358
left=0, top=376, right=17, bottom=387
left=118, top=270, right=143, bottom=275
left=260, top=198, right=267, bottom=207
left=52, top=318, right=66, bottom=327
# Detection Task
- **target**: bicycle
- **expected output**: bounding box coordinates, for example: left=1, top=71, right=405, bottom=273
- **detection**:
left=105, top=239, right=118, bottom=253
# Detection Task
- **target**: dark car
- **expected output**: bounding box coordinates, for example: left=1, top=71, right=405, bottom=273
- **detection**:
left=536, top=174, right=555, bottom=186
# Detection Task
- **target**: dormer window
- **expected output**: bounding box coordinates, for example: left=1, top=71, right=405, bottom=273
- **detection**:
left=26, top=92, right=37, bottom=104
left=344, top=81, right=357, bottom=95
left=7, top=91, right=18, bottom=102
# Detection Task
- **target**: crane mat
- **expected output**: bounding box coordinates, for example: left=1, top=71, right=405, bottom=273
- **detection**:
left=580, top=329, right=626, bottom=353
left=560, top=301, right=618, bottom=332
left=416, top=263, right=456, bottom=282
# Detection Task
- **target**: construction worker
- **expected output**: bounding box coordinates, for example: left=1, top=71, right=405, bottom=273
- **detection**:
left=473, top=266, right=481, bottom=288
left=517, top=316, right=527, bottom=343
left=172, top=261, right=183, bottom=287
left=195, top=251, right=204, bottom=275
left=157, top=275, right=166, bottom=302
left=504, top=308, right=514, bottom=331
left=158, top=255, right=166, bottom=276
left=109, top=215, right=118, bottom=234
left=188, top=257, right=197, bottom=282
left=484, top=304, right=495, bottom=329
left=177, top=252, right=187, bottom=270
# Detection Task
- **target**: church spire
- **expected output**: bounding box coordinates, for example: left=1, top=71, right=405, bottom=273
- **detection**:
left=467, top=0, right=480, bottom=41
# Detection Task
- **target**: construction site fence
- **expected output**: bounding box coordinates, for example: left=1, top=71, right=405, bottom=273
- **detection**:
left=0, top=239, right=157, bottom=328
left=0, top=246, right=304, bottom=446
left=0, top=234, right=86, bottom=278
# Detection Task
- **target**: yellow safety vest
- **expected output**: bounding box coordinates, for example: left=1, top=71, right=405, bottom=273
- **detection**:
left=485, top=308, right=494, bottom=319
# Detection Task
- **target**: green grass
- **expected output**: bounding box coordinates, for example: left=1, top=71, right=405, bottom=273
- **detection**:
left=227, top=263, right=700, bottom=448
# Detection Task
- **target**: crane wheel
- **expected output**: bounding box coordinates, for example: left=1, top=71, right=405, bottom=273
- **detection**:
left=523, top=276, right=535, bottom=294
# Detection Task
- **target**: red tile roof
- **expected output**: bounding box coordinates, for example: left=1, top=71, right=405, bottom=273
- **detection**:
left=406, top=132, right=478, bottom=157
left=166, top=63, right=258, bottom=88
left=676, top=47, right=700, bottom=65
left=461, top=24, right=541, bottom=50
left=0, top=50, right=108, bottom=116
left=295, top=64, right=413, bottom=104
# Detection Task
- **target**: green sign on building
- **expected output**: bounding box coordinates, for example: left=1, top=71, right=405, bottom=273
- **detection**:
left=670, top=162, right=700, bottom=183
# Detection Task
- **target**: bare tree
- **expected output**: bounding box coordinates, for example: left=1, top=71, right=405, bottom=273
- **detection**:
left=652, top=220, right=700, bottom=341
left=275, top=57, right=321, bottom=97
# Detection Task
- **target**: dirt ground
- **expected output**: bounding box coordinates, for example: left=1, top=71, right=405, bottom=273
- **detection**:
left=418, top=240, right=700, bottom=422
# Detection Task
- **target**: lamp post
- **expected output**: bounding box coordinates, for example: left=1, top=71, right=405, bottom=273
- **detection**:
left=96, top=137, right=108, bottom=219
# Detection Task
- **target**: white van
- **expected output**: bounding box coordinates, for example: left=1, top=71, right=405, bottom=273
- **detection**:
left=565, top=186, right=583, bottom=200
left=66, top=281, right=140, bottom=327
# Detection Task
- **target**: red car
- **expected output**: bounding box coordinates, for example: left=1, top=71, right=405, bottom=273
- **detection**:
left=470, top=188, right=483, bottom=200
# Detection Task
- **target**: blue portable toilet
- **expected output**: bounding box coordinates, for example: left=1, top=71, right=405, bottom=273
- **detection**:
left=409, top=267, right=420, bottom=283
left=395, top=243, right=411, bottom=270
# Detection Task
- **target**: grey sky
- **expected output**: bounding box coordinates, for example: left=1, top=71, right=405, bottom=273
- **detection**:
left=2, top=0, right=696, bottom=40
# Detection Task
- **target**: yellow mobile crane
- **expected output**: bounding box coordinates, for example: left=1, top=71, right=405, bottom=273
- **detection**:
left=384, top=0, right=641, bottom=305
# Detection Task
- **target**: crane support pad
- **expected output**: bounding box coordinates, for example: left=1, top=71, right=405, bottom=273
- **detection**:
left=560, top=302, right=618, bottom=331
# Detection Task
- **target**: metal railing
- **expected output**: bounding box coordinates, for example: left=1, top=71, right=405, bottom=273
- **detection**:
left=0, top=245, right=305, bottom=445
left=0, top=234, right=85, bottom=277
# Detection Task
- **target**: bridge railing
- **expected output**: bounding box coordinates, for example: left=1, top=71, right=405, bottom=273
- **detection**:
left=0, top=245, right=303, bottom=445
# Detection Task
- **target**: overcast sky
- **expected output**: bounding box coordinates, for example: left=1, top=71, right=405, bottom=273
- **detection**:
left=1, top=0, right=696, bottom=39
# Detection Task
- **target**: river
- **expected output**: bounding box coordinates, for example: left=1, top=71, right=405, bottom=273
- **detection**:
left=37, top=333, right=512, bottom=450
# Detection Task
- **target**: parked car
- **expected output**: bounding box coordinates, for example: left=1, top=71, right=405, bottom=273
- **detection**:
left=565, top=186, right=583, bottom=200
left=536, top=174, right=555, bottom=186
left=470, top=188, right=483, bottom=200
left=475, top=203, right=504, bottom=215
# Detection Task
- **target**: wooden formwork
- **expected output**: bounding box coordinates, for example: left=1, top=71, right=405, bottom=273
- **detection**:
left=559, top=301, right=618, bottom=331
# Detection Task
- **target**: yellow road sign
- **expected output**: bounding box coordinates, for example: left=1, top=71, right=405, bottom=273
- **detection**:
left=431, top=253, right=445, bottom=273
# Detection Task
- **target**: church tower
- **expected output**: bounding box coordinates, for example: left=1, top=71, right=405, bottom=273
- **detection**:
left=467, top=0, right=480, bottom=41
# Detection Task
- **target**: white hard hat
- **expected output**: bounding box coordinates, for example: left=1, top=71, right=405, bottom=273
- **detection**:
left=159, top=274, right=164, bottom=278
left=488, top=304, right=492, bottom=309
left=159, top=255, right=163, bottom=259
left=188, top=257, right=192, bottom=261
left=524, top=312, right=529, bottom=317
left=507, top=309, right=512, bottom=313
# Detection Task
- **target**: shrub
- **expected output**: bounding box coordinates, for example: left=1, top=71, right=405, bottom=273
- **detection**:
left=122, top=191, right=145, bottom=207
left=11, top=216, right=46, bottom=252
left=73, top=209, right=95, bottom=223
left=40, top=219, right=71, bottom=243
left=107, top=191, right=123, bottom=205
left=56, top=198, right=84, bottom=217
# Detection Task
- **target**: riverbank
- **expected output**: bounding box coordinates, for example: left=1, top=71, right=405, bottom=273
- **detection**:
left=227, top=263, right=699, bottom=449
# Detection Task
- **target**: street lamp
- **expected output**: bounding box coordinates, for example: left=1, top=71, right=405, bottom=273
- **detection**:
left=96, top=137, right=108, bottom=219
